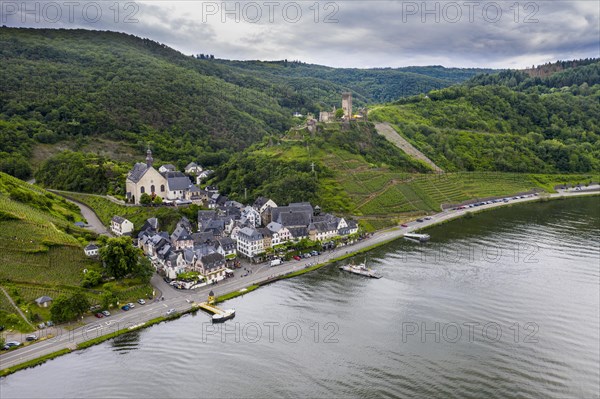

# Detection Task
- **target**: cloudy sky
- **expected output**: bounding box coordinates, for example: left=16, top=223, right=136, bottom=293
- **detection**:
left=2, top=1, right=599, bottom=68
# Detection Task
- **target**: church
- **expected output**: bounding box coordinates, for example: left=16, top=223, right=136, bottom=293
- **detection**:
left=125, top=148, right=168, bottom=204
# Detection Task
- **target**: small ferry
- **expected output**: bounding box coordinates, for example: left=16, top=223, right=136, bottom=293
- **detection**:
left=404, top=233, right=430, bottom=242
left=212, top=309, right=236, bottom=323
left=339, top=260, right=382, bottom=279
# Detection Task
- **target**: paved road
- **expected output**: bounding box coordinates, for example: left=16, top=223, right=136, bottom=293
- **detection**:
left=49, top=191, right=112, bottom=237
left=374, top=122, right=443, bottom=173
left=1, top=188, right=598, bottom=370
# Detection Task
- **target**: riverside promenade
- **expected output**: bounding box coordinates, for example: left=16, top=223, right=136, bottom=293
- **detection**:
left=1, top=188, right=598, bottom=372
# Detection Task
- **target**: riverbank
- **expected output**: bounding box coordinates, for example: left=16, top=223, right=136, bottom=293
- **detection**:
left=1, top=189, right=598, bottom=376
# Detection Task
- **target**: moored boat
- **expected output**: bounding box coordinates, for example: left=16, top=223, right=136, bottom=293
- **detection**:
left=339, top=260, right=382, bottom=279
left=212, top=309, right=236, bottom=323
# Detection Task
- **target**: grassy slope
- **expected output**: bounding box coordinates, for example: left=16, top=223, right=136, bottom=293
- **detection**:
left=0, top=173, right=150, bottom=332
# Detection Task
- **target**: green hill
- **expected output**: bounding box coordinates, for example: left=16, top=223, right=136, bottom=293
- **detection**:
left=212, top=122, right=599, bottom=231
left=0, top=172, right=152, bottom=332
left=0, top=27, right=487, bottom=180
left=369, top=61, right=600, bottom=173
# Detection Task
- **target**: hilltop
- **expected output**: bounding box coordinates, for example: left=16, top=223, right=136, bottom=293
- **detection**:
left=0, top=27, right=485, bottom=180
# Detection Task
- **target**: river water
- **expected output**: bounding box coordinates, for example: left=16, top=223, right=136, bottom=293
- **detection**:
left=2, top=197, right=599, bottom=398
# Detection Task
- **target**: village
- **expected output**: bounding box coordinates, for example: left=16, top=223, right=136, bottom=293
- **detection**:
left=90, top=144, right=361, bottom=290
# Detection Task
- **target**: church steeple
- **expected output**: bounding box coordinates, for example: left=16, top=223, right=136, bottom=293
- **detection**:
left=146, top=146, right=154, bottom=167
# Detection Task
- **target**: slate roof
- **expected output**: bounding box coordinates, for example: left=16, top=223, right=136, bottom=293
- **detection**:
left=266, top=221, right=284, bottom=233
left=288, top=227, right=308, bottom=238
left=216, top=237, right=236, bottom=250
left=127, top=163, right=149, bottom=183
left=253, top=196, right=269, bottom=209
left=160, top=164, right=176, bottom=171
left=111, top=216, right=129, bottom=225
left=191, top=232, right=215, bottom=245
left=238, top=227, right=263, bottom=241
left=166, top=173, right=193, bottom=191
left=35, top=296, right=53, bottom=304
left=201, top=252, right=225, bottom=271
left=278, top=211, right=311, bottom=228
left=84, top=244, right=99, bottom=251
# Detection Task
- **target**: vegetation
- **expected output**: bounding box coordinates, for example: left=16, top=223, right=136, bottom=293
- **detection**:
left=63, top=192, right=194, bottom=233
left=99, top=237, right=150, bottom=281
left=0, top=348, right=72, bottom=377
left=0, top=172, right=151, bottom=331
left=35, top=151, right=128, bottom=195
left=0, top=28, right=483, bottom=180
left=50, top=292, right=90, bottom=323
left=370, top=60, right=600, bottom=173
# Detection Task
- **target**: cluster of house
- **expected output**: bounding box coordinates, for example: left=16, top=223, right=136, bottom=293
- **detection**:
left=99, top=196, right=359, bottom=284
left=125, top=148, right=214, bottom=205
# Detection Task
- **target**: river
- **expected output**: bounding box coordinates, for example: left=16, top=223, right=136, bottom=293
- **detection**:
left=2, top=197, right=599, bottom=398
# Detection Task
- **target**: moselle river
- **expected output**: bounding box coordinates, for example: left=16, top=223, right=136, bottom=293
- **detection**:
left=2, top=197, right=599, bottom=398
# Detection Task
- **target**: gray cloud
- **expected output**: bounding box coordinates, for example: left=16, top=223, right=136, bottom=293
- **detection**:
left=1, top=1, right=598, bottom=67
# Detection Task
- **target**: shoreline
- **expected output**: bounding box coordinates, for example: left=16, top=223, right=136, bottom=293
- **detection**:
left=1, top=190, right=598, bottom=377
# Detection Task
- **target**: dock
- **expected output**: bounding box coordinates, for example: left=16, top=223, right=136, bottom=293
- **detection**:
left=198, top=302, right=236, bottom=323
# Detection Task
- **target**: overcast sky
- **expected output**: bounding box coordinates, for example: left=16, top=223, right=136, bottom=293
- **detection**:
left=2, top=1, right=599, bottom=68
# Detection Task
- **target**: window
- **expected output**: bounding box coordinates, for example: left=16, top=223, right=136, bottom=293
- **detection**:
left=151, top=185, right=155, bottom=193
left=161, top=184, right=165, bottom=192
left=140, top=186, right=145, bottom=194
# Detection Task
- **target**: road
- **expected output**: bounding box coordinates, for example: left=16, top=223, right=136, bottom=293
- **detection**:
left=1, top=187, right=598, bottom=371
left=49, top=191, right=112, bottom=236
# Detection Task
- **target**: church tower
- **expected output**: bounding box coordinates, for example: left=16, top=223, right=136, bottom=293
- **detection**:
left=342, top=92, right=352, bottom=118
left=146, top=147, right=154, bottom=167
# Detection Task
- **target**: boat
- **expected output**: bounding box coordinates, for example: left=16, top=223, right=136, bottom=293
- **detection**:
left=403, top=233, right=430, bottom=242
left=339, top=259, right=382, bottom=279
left=212, top=309, right=236, bottom=323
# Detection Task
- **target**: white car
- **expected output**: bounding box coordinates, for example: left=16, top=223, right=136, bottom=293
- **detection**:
left=126, top=303, right=135, bottom=308
left=137, top=299, right=146, bottom=305
left=166, top=309, right=176, bottom=316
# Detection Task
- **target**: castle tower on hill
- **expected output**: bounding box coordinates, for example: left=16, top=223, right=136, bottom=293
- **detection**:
left=342, top=92, right=352, bottom=118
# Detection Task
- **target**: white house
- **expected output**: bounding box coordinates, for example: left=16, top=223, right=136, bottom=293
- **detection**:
left=164, top=171, right=193, bottom=200
left=237, top=227, right=265, bottom=258
left=111, top=216, right=134, bottom=236
left=84, top=243, right=99, bottom=257
left=184, top=162, right=203, bottom=175
left=158, top=164, right=176, bottom=173
left=216, top=237, right=237, bottom=259
left=266, top=222, right=291, bottom=244
left=240, top=206, right=261, bottom=228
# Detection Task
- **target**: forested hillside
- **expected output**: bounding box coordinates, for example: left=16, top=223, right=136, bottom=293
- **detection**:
left=0, top=27, right=482, bottom=180
left=370, top=61, right=600, bottom=173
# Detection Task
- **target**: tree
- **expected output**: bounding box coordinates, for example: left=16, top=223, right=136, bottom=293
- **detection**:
left=140, top=193, right=152, bottom=205
left=99, top=237, right=142, bottom=279
left=335, top=108, right=345, bottom=119
left=153, top=195, right=163, bottom=206
left=136, top=256, right=155, bottom=284
left=100, top=290, right=118, bottom=310
left=81, top=269, right=103, bottom=288
left=50, top=292, right=90, bottom=323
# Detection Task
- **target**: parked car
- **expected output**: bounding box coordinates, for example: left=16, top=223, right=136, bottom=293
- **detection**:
left=102, top=310, right=111, bottom=317
left=293, top=255, right=301, bottom=261
left=25, top=335, right=38, bottom=342
left=401, top=224, right=408, bottom=227
left=126, top=303, right=135, bottom=308
left=46, top=321, right=54, bottom=327
left=425, top=216, right=432, bottom=220
left=166, top=309, right=176, bottom=315
left=38, top=323, right=46, bottom=329
left=3, top=341, right=21, bottom=350
left=137, top=299, right=146, bottom=305
left=416, top=218, right=424, bottom=222
left=95, top=313, right=104, bottom=318
left=310, top=250, right=319, bottom=256
left=121, top=305, right=131, bottom=311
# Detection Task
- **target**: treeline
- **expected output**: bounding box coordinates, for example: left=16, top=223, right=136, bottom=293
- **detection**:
left=467, top=59, right=600, bottom=91
left=35, top=151, right=128, bottom=195
left=374, top=64, right=600, bottom=173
